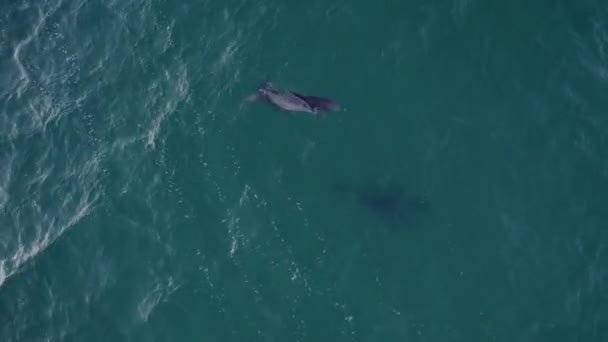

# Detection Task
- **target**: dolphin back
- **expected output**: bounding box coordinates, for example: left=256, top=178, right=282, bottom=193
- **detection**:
left=245, top=80, right=340, bottom=115
left=293, top=93, right=341, bottom=112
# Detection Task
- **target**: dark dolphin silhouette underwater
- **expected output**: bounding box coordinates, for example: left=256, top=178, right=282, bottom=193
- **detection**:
left=244, top=81, right=341, bottom=118
left=332, top=183, right=431, bottom=227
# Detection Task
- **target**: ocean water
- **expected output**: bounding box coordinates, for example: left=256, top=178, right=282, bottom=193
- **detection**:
left=1, top=0, right=608, bottom=341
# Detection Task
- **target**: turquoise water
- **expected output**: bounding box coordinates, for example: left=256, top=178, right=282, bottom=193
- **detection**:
left=1, top=0, right=608, bottom=340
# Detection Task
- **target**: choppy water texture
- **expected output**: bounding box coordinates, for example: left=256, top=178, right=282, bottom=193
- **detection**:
left=1, top=0, right=608, bottom=341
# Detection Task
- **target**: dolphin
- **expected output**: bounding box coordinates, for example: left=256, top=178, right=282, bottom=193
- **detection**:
left=244, top=82, right=341, bottom=118
left=332, top=183, right=430, bottom=227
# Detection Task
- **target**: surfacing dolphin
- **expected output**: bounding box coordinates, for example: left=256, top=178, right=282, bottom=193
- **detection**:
left=244, top=81, right=341, bottom=118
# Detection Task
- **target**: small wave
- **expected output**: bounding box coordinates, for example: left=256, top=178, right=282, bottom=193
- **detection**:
left=110, top=136, right=143, bottom=155
left=0, top=188, right=99, bottom=289
left=0, top=144, right=16, bottom=211
left=12, top=7, right=41, bottom=98
left=145, top=64, right=190, bottom=150
left=451, top=0, right=473, bottom=26
left=28, top=92, right=66, bottom=135
left=157, top=19, right=176, bottom=54
left=224, top=210, right=242, bottom=258
left=574, top=18, right=608, bottom=83
left=137, top=276, right=180, bottom=322
left=211, top=34, right=242, bottom=76
left=223, top=184, right=256, bottom=258
left=0, top=144, right=103, bottom=289
left=12, top=1, right=63, bottom=98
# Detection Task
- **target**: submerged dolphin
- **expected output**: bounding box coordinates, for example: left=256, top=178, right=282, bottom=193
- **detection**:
left=245, top=82, right=341, bottom=118
left=332, top=183, right=430, bottom=227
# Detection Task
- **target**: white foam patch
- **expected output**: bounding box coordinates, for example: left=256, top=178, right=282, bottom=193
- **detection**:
left=145, top=64, right=190, bottom=150
left=157, top=20, right=175, bottom=54
left=31, top=92, right=65, bottom=133
left=137, top=276, right=180, bottom=322
left=226, top=211, right=242, bottom=258
left=12, top=1, right=64, bottom=98
left=2, top=1, right=90, bottom=141
left=574, top=20, right=608, bottom=83
left=213, top=36, right=241, bottom=74
left=0, top=147, right=103, bottom=289
left=0, top=192, right=98, bottom=289
left=0, top=147, right=15, bottom=211
left=222, top=185, right=253, bottom=258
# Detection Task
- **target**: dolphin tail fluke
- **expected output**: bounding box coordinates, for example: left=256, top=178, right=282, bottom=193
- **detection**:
left=244, top=75, right=273, bottom=103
